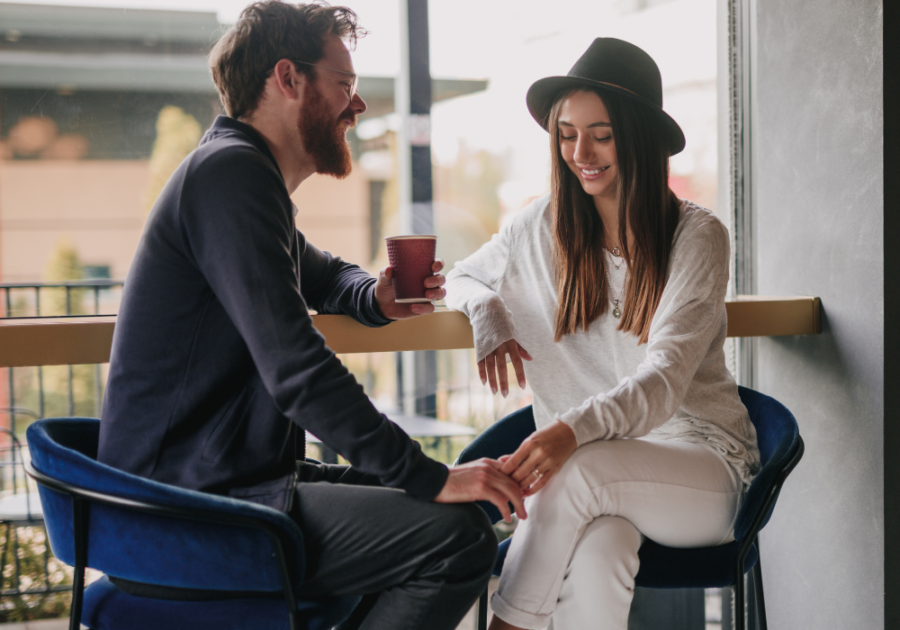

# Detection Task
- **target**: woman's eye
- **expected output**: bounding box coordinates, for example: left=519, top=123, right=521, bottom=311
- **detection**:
left=560, top=134, right=576, bottom=141
left=595, top=135, right=612, bottom=143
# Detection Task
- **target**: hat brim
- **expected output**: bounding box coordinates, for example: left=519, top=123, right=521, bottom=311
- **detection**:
left=526, top=76, right=686, bottom=156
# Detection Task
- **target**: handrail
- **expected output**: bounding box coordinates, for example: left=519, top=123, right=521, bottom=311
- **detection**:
left=0, top=297, right=821, bottom=368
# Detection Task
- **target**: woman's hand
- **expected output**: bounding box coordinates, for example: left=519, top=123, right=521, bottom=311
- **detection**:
left=479, top=339, right=533, bottom=397
left=501, top=420, right=578, bottom=496
left=375, top=259, right=446, bottom=319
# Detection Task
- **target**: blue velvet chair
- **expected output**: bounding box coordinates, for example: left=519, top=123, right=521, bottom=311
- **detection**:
left=459, top=387, right=804, bottom=630
left=25, top=418, right=360, bottom=630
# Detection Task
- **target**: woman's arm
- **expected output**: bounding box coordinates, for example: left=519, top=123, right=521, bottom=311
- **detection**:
left=446, top=222, right=531, bottom=396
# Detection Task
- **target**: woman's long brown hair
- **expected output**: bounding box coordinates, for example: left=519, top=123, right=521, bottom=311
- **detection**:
left=550, top=88, right=680, bottom=344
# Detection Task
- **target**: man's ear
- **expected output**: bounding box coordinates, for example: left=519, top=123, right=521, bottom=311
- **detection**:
left=270, top=58, right=306, bottom=100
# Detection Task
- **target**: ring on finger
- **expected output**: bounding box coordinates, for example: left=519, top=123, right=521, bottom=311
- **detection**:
left=532, top=468, right=542, bottom=479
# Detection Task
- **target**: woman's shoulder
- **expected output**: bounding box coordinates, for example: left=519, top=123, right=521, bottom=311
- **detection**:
left=673, top=199, right=730, bottom=258
left=509, top=191, right=553, bottom=229
left=496, top=192, right=553, bottom=250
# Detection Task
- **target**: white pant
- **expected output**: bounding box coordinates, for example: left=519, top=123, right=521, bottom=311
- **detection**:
left=491, top=438, right=742, bottom=630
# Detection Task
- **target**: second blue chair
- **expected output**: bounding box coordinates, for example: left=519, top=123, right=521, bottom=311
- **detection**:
left=459, top=386, right=804, bottom=630
left=25, top=418, right=359, bottom=630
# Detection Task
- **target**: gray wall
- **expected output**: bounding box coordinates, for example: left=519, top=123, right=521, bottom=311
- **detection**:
left=751, top=0, right=884, bottom=628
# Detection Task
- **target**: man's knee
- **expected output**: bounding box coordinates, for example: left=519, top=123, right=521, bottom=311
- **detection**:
left=429, top=502, right=497, bottom=577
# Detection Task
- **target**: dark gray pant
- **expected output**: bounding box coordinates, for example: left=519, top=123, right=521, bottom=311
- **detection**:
left=291, top=463, right=497, bottom=630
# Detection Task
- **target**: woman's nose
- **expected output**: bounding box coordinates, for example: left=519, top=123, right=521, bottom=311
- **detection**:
left=573, top=136, right=593, bottom=163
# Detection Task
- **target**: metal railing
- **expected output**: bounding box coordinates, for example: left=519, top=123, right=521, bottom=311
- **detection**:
left=2, top=280, right=124, bottom=321
left=1, top=282, right=122, bottom=608
left=1, top=280, right=124, bottom=432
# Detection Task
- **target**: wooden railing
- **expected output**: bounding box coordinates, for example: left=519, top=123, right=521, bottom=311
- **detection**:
left=0, top=297, right=821, bottom=368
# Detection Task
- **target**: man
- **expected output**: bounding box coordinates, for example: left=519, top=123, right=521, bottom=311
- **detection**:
left=98, top=2, right=525, bottom=629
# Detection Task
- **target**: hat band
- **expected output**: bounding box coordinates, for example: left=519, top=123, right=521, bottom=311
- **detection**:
left=584, top=79, right=641, bottom=100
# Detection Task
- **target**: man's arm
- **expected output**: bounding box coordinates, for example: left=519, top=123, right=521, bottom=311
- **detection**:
left=181, top=147, right=447, bottom=499
left=296, top=231, right=446, bottom=324
left=293, top=231, right=390, bottom=326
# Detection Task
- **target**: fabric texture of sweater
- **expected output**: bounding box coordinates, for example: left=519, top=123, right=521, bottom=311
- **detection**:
left=99, top=116, right=448, bottom=511
left=446, top=194, right=760, bottom=487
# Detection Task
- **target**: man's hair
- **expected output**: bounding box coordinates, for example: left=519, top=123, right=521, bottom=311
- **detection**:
left=209, top=1, right=365, bottom=119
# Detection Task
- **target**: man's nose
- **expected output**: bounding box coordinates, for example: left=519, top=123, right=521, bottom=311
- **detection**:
left=351, top=92, right=367, bottom=116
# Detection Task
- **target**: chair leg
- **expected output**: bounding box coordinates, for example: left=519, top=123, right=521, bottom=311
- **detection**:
left=733, top=564, right=745, bottom=630
left=70, top=498, right=87, bottom=630
left=476, top=588, right=489, bottom=630
left=752, top=550, right=768, bottom=630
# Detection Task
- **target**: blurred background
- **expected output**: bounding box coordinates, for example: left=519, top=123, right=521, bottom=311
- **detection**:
left=0, top=0, right=723, bottom=625
left=0, top=0, right=721, bottom=435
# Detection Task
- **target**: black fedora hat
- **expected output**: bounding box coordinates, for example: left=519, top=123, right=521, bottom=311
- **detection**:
left=526, top=38, right=685, bottom=156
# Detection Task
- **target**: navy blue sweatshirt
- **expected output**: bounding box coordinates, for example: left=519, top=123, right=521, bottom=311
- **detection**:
left=98, top=116, right=448, bottom=511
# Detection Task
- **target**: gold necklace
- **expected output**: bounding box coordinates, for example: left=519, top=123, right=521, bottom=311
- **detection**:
left=605, top=267, right=626, bottom=319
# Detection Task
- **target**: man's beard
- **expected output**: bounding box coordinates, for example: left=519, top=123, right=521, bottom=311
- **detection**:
left=299, top=82, right=355, bottom=179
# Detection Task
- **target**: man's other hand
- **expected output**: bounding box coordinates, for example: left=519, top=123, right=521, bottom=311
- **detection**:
left=375, top=259, right=446, bottom=319
left=434, top=458, right=527, bottom=523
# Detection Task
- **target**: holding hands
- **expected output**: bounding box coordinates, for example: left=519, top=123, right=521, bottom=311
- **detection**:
left=501, top=420, right=578, bottom=497
left=435, top=458, right=528, bottom=523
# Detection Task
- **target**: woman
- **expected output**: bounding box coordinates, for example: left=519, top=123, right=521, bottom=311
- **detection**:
left=446, top=38, right=761, bottom=630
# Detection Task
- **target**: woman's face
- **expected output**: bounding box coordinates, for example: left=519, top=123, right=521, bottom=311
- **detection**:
left=558, top=91, right=618, bottom=204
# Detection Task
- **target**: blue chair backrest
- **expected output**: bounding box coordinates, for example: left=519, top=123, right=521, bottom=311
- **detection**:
left=27, top=418, right=306, bottom=593
left=733, top=387, right=802, bottom=541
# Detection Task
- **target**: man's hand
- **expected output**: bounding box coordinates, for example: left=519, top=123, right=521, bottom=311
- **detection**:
left=375, top=259, right=446, bottom=319
left=434, top=458, right=528, bottom=523
left=479, top=339, right=533, bottom=397
left=501, top=420, right=577, bottom=497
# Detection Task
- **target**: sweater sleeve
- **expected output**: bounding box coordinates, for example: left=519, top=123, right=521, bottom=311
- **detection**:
left=558, top=216, right=731, bottom=445
left=295, top=233, right=391, bottom=327
left=180, top=148, right=447, bottom=499
left=445, top=220, right=521, bottom=361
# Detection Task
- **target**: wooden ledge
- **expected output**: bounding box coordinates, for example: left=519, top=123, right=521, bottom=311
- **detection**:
left=0, top=297, right=821, bottom=368
left=725, top=296, right=821, bottom=338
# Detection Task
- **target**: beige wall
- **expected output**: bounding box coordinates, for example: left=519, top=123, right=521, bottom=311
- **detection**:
left=0, top=159, right=371, bottom=283
left=291, top=167, right=371, bottom=266
left=0, top=160, right=149, bottom=282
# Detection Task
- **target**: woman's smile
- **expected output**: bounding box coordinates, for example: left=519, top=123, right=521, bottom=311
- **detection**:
left=579, top=165, right=612, bottom=180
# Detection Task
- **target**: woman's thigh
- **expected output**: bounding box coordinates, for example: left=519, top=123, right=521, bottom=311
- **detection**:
left=530, top=438, right=742, bottom=547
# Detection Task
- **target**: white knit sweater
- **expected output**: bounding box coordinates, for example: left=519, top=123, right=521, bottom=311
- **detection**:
left=446, top=194, right=761, bottom=487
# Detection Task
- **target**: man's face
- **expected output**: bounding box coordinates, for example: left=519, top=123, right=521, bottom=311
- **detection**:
left=298, top=35, right=366, bottom=179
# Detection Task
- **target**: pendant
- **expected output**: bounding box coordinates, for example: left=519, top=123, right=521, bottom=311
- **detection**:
left=611, top=247, right=621, bottom=257
left=612, top=300, right=621, bottom=319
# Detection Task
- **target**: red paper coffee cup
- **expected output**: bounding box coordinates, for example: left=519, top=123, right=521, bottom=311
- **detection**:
left=385, top=235, right=437, bottom=303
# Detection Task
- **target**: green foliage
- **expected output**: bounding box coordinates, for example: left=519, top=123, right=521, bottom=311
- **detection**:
left=0, top=525, right=72, bottom=622
left=44, top=237, right=86, bottom=316
left=434, top=142, right=505, bottom=237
